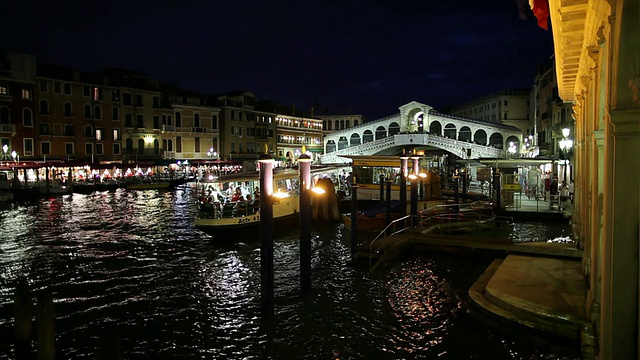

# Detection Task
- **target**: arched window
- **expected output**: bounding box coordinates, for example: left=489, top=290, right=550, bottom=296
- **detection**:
left=345, top=120, right=350, bottom=128
left=22, top=108, right=33, bottom=126
left=168, top=115, right=172, bottom=126
left=154, top=139, right=160, bottom=154
left=112, top=107, right=119, bottom=120
left=162, top=139, right=167, bottom=151
left=94, top=105, right=102, bottom=119
left=167, top=139, right=173, bottom=151
left=64, top=102, right=73, bottom=117
left=175, top=112, right=182, bottom=127
left=84, top=104, right=92, bottom=118
left=211, top=115, right=218, bottom=129
left=327, top=121, right=332, bottom=130
left=162, top=115, right=167, bottom=126
left=39, top=100, right=49, bottom=115
left=137, top=139, right=145, bottom=154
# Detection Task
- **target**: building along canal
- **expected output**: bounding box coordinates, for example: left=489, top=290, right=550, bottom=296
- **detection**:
left=0, top=184, right=581, bottom=359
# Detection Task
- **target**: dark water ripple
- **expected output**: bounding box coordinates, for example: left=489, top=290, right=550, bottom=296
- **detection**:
left=0, top=185, right=580, bottom=359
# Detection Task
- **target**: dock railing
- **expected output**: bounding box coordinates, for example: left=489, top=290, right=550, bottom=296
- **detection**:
left=368, top=214, right=416, bottom=272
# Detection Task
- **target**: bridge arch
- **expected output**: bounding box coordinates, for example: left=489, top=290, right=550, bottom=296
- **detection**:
left=338, top=136, right=349, bottom=150
left=363, top=130, right=374, bottom=143
left=375, top=126, right=386, bottom=140
left=506, top=135, right=520, bottom=154
left=350, top=133, right=361, bottom=146
left=458, top=126, right=472, bottom=142
left=444, top=123, right=457, bottom=138
left=429, top=121, right=442, bottom=135
left=389, top=122, right=400, bottom=136
left=489, top=133, right=504, bottom=148
left=326, top=140, right=336, bottom=153
left=474, top=129, right=487, bottom=145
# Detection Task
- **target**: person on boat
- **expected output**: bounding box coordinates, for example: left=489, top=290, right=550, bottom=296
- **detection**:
left=231, top=187, right=242, bottom=202
left=253, top=186, right=260, bottom=199
left=233, top=195, right=247, bottom=217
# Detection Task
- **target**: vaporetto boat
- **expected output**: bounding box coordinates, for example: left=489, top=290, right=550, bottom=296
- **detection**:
left=194, top=166, right=341, bottom=235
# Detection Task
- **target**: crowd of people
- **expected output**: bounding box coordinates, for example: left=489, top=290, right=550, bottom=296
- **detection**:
left=198, top=183, right=261, bottom=218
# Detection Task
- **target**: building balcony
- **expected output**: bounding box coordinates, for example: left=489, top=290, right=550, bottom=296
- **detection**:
left=1, top=124, right=15, bottom=133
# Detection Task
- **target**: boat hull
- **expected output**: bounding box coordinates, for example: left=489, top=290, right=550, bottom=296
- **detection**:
left=196, top=196, right=300, bottom=236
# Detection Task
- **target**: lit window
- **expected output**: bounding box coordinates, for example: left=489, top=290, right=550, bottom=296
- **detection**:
left=21, top=89, right=32, bottom=99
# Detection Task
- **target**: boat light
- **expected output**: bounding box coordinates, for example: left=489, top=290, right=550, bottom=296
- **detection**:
left=311, top=186, right=326, bottom=195
left=273, top=191, right=290, bottom=199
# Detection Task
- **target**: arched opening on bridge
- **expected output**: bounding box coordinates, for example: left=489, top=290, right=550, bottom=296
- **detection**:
left=444, top=123, right=457, bottom=138
left=489, top=133, right=504, bottom=149
left=505, top=135, right=520, bottom=155
left=414, top=112, right=425, bottom=132
left=326, top=140, right=336, bottom=153
left=350, top=133, right=361, bottom=146
left=340, top=120, right=345, bottom=130
left=363, top=130, right=374, bottom=143
left=324, top=120, right=331, bottom=131
left=375, top=126, right=386, bottom=140
left=458, top=126, right=472, bottom=142
left=474, top=129, right=487, bottom=145
left=429, top=121, right=442, bottom=135
left=388, top=122, right=400, bottom=136
left=338, top=136, right=349, bottom=150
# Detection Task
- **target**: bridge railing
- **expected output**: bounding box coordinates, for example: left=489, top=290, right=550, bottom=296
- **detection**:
left=321, top=131, right=505, bottom=163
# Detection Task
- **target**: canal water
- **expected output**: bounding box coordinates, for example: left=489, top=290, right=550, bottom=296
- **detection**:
left=0, top=185, right=580, bottom=359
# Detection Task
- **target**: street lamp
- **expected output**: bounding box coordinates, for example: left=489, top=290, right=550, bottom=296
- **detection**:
left=1, top=144, right=7, bottom=160
left=206, top=147, right=218, bottom=160
left=508, top=142, right=517, bottom=158
left=11, top=150, right=18, bottom=163
left=559, top=128, right=573, bottom=183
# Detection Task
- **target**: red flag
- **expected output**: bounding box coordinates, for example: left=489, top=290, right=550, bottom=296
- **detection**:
left=532, top=0, right=550, bottom=30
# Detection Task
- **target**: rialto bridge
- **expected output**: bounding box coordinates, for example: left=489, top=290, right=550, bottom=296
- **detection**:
left=320, top=101, right=523, bottom=164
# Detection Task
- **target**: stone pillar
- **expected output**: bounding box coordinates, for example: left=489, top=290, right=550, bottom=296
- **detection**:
left=600, top=110, right=639, bottom=360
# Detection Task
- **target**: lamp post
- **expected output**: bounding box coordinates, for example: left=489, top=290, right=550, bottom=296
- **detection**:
left=508, top=142, right=517, bottom=158
left=11, top=150, right=18, bottom=163
left=1, top=144, right=7, bottom=161
left=559, top=128, right=573, bottom=183
left=206, top=147, right=218, bottom=160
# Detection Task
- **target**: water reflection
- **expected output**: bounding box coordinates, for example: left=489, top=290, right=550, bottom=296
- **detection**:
left=0, top=186, right=580, bottom=359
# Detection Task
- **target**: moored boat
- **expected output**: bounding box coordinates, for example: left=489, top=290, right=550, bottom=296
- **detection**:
left=195, top=166, right=341, bottom=236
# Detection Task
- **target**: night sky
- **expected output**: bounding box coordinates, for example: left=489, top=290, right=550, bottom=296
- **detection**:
left=1, top=0, right=553, bottom=120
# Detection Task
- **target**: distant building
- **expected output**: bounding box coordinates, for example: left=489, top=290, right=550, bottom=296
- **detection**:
left=0, top=50, right=37, bottom=161
left=214, top=91, right=276, bottom=162
left=529, top=56, right=573, bottom=158
left=274, top=114, right=323, bottom=164
left=159, top=85, right=220, bottom=163
left=449, top=89, right=530, bottom=135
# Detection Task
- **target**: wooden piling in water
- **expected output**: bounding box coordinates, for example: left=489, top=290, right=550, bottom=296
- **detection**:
left=13, top=278, right=32, bottom=360
left=36, top=293, right=55, bottom=360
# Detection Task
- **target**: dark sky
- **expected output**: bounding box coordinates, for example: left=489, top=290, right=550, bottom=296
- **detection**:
left=1, top=0, right=553, bottom=120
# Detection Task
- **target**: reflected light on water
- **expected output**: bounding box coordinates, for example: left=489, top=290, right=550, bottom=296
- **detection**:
left=0, top=186, right=581, bottom=359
